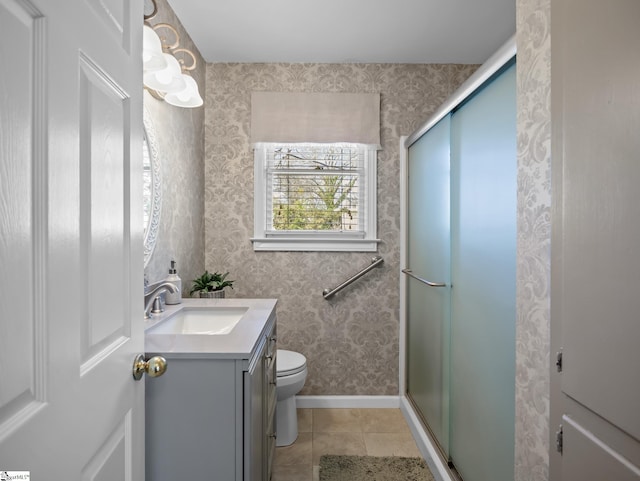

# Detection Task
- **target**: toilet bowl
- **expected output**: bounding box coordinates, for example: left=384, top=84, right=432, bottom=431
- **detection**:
left=276, top=349, right=307, bottom=447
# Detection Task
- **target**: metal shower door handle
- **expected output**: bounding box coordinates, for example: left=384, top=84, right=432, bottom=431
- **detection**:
left=402, top=268, right=447, bottom=287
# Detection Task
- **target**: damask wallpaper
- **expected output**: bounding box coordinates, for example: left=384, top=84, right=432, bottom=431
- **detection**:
left=203, top=63, right=477, bottom=395
left=515, top=0, right=552, bottom=479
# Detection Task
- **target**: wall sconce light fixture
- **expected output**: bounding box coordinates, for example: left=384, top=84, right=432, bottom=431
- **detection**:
left=143, top=0, right=203, bottom=108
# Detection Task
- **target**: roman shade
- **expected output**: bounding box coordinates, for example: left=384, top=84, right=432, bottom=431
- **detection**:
left=250, top=92, right=381, bottom=148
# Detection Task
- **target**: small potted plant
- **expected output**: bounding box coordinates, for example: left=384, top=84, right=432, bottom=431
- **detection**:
left=190, top=270, right=235, bottom=298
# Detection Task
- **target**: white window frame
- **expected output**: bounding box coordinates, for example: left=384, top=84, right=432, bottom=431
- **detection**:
left=252, top=143, right=379, bottom=252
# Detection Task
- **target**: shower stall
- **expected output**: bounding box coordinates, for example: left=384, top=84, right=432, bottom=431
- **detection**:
left=401, top=38, right=517, bottom=481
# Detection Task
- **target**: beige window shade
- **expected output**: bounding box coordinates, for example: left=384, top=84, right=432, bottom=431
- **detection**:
left=251, top=92, right=381, bottom=148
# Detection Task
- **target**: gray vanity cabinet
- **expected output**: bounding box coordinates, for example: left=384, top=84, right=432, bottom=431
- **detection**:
left=146, top=314, right=277, bottom=481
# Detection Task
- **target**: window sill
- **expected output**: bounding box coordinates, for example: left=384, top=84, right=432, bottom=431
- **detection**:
left=250, top=237, right=381, bottom=252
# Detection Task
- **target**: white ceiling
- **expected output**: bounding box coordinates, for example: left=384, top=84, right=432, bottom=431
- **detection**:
left=167, top=0, right=516, bottom=64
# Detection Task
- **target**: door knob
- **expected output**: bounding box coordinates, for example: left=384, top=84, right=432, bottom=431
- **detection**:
left=132, top=354, right=167, bottom=380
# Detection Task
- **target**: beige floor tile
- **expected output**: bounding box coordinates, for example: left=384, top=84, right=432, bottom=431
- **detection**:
left=274, top=432, right=312, bottom=466
left=363, top=432, right=422, bottom=458
left=297, top=408, right=313, bottom=433
left=313, top=408, right=362, bottom=432
left=274, top=406, right=423, bottom=479
left=359, top=408, right=411, bottom=433
left=271, top=464, right=313, bottom=481
left=312, top=432, right=367, bottom=464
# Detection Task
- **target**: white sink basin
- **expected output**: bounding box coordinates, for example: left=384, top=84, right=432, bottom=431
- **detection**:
left=148, top=307, right=248, bottom=335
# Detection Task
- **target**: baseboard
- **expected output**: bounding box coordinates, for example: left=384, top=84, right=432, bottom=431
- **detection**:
left=400, top=397, right=453, bottom=481
left=295, top=395, right=401, bottom=409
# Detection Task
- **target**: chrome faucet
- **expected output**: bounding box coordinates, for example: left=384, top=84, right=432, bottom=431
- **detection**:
left=144, top=281, right=178, bottom=319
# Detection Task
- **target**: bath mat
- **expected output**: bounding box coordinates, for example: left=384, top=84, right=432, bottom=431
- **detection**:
left=319, top=454, right=435, bottom=481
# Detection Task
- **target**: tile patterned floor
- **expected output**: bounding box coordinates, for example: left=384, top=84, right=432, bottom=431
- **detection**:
left=272, top=408, right=422, bottom=481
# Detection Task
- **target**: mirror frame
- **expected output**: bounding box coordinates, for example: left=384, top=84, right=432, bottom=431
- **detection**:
left=143, top=107, right=162, bottom=267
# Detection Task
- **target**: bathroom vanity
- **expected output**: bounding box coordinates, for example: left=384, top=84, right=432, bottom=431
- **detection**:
left=144, top=299, right=277, bottom=481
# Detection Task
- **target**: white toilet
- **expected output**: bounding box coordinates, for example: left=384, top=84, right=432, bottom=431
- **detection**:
left=275, top=349, right=307, bottom=447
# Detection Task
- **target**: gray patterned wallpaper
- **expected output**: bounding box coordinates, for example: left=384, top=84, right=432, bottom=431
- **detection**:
left=515, top=0, right=551, bottom=479
left=143, top=0, right=205, bottom=293
left=203, top=63, right=477, bottom=395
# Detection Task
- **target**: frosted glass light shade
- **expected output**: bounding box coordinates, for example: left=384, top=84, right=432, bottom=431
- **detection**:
left=164, top=75, right=203, bottom=108
left=143, top=54, right=186, bottom=94
left=143, top=25, right=166, bottom=72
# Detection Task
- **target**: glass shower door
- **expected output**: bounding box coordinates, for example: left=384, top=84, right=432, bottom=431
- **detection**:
left=449, top=63, right=517, bottom=481
left=406, top=115, right=452, bottom=457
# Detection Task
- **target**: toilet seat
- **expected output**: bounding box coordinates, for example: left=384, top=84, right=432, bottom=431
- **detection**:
left=277, top=349, right=307, bottom=377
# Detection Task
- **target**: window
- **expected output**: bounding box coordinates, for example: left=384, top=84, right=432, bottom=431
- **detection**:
left=252, top=143, right=378, bottom=251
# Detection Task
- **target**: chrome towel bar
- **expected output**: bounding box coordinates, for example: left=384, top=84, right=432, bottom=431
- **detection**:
left=323, top=256, right=384, bottom=299
left=401, top=269, right=447, bottom=287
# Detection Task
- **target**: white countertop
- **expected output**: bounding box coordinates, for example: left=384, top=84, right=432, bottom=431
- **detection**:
left=144, top=298, right=277, bottom=359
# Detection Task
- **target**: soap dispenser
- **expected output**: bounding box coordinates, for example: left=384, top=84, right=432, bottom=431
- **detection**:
left=164, top=260, right=182, bottom=305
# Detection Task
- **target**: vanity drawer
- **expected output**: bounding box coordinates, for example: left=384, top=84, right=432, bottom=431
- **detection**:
left=265, top=352, right=276, bottom=391
left=265, top=326, right=277, bottom=405
left=261, top=320, right=277, bottom=481
left=265, top=404, right=276, bottom=481
left=266, top=327, right=277, bottom=360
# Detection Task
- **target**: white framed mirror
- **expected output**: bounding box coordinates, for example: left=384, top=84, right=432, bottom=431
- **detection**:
left=143, top=107, right=162, bottom=267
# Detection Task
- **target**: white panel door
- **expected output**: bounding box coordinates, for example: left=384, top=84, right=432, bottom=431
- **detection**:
left=0, top=0, right=144, bottom=478
left=551, top=0, right=640, bottom=478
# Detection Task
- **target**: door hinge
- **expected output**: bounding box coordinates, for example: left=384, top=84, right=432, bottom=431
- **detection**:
left=556, top=425, right=563, bottom=454
left=556, top=351, right=563, bottom=372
